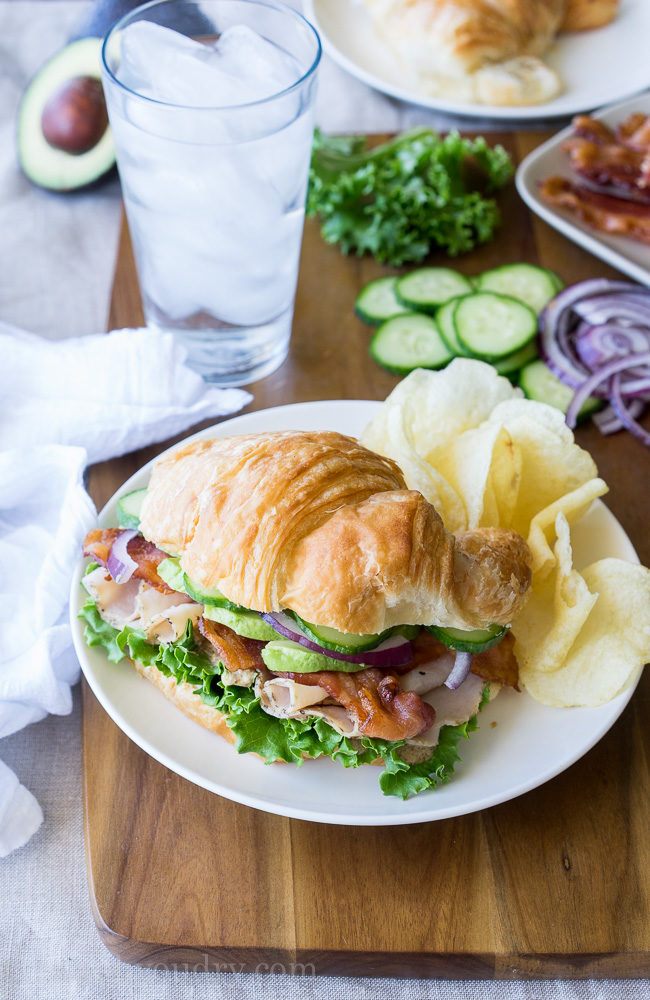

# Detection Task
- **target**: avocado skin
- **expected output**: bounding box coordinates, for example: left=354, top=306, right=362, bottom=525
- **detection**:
left=261, top=640, right=369, bottom=674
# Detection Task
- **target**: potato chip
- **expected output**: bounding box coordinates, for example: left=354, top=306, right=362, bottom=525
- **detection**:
left=526, top=478, right=609, bottom=580
left=519, top=559, right=650, bottom=707
left=513, top=513, right=598, bottom=675
left=363, top=362, right=520, bottom=463
left=485, top=400, right=598, bottom=536
left=483, top=426, right=522, bottom=530
left=433, top=424, right=521, bottom=530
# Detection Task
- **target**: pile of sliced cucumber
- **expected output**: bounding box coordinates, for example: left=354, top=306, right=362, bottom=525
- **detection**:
left=355, top=264, right=601, bottom=418
left=356, top=263, right=561, bottom=377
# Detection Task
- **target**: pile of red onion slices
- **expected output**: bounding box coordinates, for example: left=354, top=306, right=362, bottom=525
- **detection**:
left=539, top=279, right=650, bottom=447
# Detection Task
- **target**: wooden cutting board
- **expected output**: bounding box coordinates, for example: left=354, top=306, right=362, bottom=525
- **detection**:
left=82, top=132, right=650, bottom=979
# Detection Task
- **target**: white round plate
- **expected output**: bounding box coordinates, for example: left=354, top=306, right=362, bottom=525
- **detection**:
left=516, top=92, right=650, bottom=287
left=71, top=400, right=641, bottom=826
left=305, top=0, right=650, bottom=121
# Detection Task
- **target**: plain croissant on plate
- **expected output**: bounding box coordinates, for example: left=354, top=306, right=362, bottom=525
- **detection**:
left=361, top=0, right=618, bottom=106
left=139, top=430, right=531, bottom=634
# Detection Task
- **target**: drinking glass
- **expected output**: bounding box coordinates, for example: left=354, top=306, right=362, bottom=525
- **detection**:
left=102, top=0, right=321, bottom=385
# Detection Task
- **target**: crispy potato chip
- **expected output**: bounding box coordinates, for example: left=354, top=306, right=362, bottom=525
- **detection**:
left=526, top=478, right=609, bottom=580
left=485, top=400, right=598, bottom=536
left=433, top=424, right=521, bottom=530
left=482, top=426, right=522, bottom=530
left=519, top=559, right=650, bottom=707
left=513, top=513, right=598, bottom=675
left=363, top=362, right=520, bottom=461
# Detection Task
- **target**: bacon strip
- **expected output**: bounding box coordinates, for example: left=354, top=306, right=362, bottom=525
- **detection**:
left=277, top=666, right=436, bottom=742
left=83, top=528, right=173, bottom=593
left=198, top=617, right=266, bottom=674
left=540, top=177, right=650, bottom=245
left=561, top=137, right=650, bottom=199
left=571, top=115, right=617, bottom=146
left=617, top=113, right=650, bottom=151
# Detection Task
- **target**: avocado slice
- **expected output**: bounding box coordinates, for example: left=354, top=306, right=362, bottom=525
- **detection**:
left=17, top=37, right=115, bottom=191
left=261, top=640, right=369, bottom=674
left=202, top=606, right=278, bottom=642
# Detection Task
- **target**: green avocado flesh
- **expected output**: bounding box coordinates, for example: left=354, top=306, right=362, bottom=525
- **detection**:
left=202, top=605, right=278, bottom=642
left=156, top=557, right=186, bottom=593
left=18, top=37, right=115, bottom=191
left=261, top=639, right=369, bottom=674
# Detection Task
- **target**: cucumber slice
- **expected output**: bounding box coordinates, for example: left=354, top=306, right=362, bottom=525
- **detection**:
left=545, top=269, right=565, bottom=294
left=454, top=292, right=537, bottom=360
left=183, top=575, right=244, bottom=611
left=370, top=313, right=453, bottom=374
left=291, top=615, right=389, bottom=653
left=116, top=488, right=147, bottom=529
left=435, top=297, right=471, bottom=356
left=395, top=268, right=473, bottom=314
left=475, top=263, right=557, bottom=314
left=202, top=605, right=278, bottom=642
left=492, top=339, right=539, bottom=376
left=519, top=360, right=601, bottom=419
left=355, top=277, right=404, bottom=325
left=427, top=624, right=506, bottom=653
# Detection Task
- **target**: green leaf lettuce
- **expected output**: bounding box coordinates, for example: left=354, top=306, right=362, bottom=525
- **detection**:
left=307, top=127, right=513, bottom=266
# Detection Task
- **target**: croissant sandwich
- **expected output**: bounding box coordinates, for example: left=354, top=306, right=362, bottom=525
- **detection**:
left=80, top=430, right=532, bottom=799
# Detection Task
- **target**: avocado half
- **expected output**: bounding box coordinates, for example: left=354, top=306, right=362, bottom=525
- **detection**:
left=17, top=37, right=116, bottom=192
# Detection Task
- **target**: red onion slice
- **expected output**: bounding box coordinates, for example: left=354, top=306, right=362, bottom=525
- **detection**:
left=575, top=323, right=650, bottom=369
left=566, top=351, right=650, bottom=429
left=445, top=651, right=473, bottom=690
left=593, top=400, right=644, bottom=435
left=261, top=611, right=414, bottom=667
left=106, top=529, right=139, bottom=584
left=572, top=296, right=650, bottom=327
left=610, top=375, right=650, bottom=449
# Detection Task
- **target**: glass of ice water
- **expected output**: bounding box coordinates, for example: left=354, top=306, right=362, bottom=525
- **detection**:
left=101, top=0, right=321, bottom=385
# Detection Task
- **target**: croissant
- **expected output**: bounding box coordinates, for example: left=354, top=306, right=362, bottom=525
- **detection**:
left=361, top=0, right=617, bottom=106
left=560, top=0, right=618, bottom=32
left=139, top=431, right=531, bottom=634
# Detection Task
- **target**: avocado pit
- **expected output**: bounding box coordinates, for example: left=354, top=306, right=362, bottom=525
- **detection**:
left=41, top=75, right=108, bottom=155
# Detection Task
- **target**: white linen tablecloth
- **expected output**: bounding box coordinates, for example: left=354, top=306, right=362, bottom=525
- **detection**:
left=1, top=3, right=648, bottom=997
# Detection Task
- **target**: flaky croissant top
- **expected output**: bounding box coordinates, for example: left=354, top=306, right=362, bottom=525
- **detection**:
left=139, top=431, right=531, bottom=633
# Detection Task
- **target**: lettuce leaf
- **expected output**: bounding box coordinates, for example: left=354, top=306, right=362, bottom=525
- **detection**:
left=307, top=128, right=513, bottom=266
left=378, top=685, right=491, bottom=800
left=79, top=594, right=490, bottom=798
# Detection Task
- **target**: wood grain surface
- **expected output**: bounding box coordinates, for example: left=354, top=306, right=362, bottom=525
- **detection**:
left=82, top=132, right=650, bottom=979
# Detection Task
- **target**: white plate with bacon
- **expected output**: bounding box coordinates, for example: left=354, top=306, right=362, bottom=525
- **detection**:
left=517, top=93, right=650, bottom=285
left=70, top=399, right=643, bottom=826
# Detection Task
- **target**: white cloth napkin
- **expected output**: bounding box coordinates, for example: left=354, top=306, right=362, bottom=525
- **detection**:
left=0, top=323, right=252, bottom=856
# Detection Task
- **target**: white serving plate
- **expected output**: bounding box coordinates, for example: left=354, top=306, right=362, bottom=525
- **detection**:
left=70, top=400, right=641, bottom=826
left=516, top=92, right=650, bottom=286
left=305, top=0, right=650, bottom=121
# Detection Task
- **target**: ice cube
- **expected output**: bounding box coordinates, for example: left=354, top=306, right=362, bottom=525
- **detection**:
left=117, top=22, right=299, bottom=108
